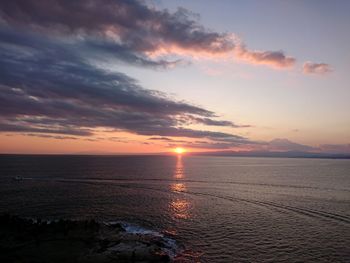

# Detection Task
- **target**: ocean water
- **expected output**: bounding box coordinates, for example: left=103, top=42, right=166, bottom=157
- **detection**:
left=0, top=155, right=349, bottom=262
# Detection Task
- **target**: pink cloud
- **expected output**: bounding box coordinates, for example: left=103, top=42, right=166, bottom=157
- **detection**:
left=303, top=62, right=332, bottom=75
left=235, top=45, right=296, bottom=69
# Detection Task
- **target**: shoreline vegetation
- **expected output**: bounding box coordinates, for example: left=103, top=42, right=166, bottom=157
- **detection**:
left=0, top=214, right=179, bottom=263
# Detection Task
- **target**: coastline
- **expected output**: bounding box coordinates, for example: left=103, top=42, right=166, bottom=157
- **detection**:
left=0, top=214, right=178, bottom=263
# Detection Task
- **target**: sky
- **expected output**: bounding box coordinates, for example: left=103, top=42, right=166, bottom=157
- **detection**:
left=0, top=0, right=349, bottom=154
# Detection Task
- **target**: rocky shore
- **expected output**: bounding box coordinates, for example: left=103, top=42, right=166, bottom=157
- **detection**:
left=0, top=214, right=177, bottom=263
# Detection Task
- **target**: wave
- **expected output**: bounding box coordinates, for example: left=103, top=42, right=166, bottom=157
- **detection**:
left=8, top=176, right=350, bottom=192
left=10, top=176, right=350, bottom=225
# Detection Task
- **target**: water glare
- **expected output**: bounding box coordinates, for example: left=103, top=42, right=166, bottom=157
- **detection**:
left=170, top=155, right=191, bottom=220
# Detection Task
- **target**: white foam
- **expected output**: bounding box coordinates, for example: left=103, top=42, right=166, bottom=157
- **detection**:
left=106, top=221, right=178, bottom=258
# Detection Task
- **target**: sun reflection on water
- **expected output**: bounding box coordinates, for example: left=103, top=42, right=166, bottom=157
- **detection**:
left=171, top=182, right=186, bottom=192
left=174, top=155, right=184, bottom=179
left=170, top=199, right=190, bottom=219
left=169, top=155, right=191, bottom=220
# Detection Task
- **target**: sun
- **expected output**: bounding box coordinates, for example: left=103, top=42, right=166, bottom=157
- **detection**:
left=174, top=147, right=186, bottom=154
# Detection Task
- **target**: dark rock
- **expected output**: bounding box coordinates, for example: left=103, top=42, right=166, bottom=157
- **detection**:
left=0, top=214, right=174, bottom=263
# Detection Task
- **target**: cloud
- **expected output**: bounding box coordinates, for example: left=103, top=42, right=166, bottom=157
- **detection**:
left=0, top=29, right=212, bottom=116
left=168, top=141, right=250, bottom=150
left=79, top=38, right=185, bottom=69
left=148, top=137, right=248, bottom=149
left=148, top=137, right=188, bottom=144
left=0, top=1, right=333, bottom=152
left=235, top=45, right=295, bottom=69
left=192, top=117, right=251, bottom=127
left=148, top=137, right=173, bottom=141
left=303, top=62, right=332, bottom=75
left=0, top=121, right=92, bottom=136
left=0, top=1, right=233, bottom=55
left=0, top=0, right=297, bottom=70
left=0, top=26, right=255, bottom=147
left=168, top=141, right=238, bottom=150
left=23, top=133, right=78, bottom=140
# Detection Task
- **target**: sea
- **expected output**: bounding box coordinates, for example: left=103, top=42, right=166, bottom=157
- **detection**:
left=0, top=155, right=349, bottom=262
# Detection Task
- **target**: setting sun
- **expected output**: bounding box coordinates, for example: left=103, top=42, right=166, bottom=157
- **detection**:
left=174, top=147, right=186, bottom=154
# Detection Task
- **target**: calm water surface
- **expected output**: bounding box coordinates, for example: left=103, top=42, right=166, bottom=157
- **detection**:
left=0, top=155, right=349, bottom=262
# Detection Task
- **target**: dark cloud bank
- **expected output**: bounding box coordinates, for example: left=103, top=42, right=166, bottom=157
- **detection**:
left=0, top=0, right=341, bottom=152
left=0, top=0, right=297, bottom=68
left=0, top=0, right=255, bottom=149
